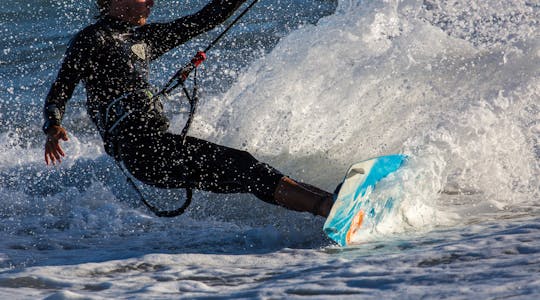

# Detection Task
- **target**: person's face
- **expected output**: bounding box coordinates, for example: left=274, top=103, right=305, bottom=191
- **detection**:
left=109, top=0, right=155, bottom=26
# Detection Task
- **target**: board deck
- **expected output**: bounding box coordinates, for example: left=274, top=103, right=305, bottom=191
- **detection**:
left=323, top=154, right=407, bottom=246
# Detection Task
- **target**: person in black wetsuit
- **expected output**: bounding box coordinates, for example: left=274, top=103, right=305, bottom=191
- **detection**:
left=43, top=0, right=334, bottom=217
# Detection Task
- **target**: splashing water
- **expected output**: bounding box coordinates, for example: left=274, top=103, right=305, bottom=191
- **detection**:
left=0, top=0, right=539, bottom=298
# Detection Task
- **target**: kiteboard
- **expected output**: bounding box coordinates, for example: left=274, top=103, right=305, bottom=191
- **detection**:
left=323, top=154, right=407, bottom=246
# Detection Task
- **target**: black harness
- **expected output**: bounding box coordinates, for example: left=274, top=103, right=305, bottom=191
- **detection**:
left=103, top=88, right=194, bottom=218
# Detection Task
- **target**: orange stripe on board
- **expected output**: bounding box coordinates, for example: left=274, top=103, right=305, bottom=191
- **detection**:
left=346, top=210, right=365, bottom=245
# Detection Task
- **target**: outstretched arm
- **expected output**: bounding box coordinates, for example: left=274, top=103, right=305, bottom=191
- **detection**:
left=140, top=0, right=247, bottom=60
left=42, top=33, right=89, bottom=164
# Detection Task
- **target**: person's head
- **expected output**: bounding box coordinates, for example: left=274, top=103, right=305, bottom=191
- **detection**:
left=97, top=0, right=154, bottom=26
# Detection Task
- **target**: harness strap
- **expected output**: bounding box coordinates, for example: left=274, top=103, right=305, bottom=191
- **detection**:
left=180, top=68, right=199, bottom=144
left=104, top=89, right=194, bottom=218
left=104, top=89, right=156, bottom=135
left=116, top=160, right=193, bottom=218
left=104, top=91, right=133, bottom=134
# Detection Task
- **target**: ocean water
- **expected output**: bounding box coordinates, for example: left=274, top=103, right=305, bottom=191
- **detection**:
left=0, top=0, right=539, bottom=298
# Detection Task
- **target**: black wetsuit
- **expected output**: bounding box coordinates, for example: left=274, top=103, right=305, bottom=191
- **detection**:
left=43, top=0, right=283, bottom=204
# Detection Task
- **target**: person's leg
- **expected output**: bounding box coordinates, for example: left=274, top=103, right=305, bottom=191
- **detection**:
left=119, top=133, right=282, bottom=201
left=119, top=133, right=333, bottom=217
left=274, top=177, right=334, bottom=217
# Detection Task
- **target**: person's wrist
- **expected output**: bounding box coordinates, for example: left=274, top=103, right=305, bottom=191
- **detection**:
left=42, top=120, right=61, bottom=135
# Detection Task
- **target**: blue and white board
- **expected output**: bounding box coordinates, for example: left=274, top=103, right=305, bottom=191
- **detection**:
left=323, top=154, right=407, bottom=246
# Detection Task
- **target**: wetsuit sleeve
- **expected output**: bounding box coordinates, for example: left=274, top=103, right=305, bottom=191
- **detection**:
left=43, top=32, right=91, bottom=128
left=140, top=0, right=247, bottom=60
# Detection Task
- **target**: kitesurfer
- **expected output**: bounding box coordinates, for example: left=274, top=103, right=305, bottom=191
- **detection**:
left=43, top=0, right=334, bottom=217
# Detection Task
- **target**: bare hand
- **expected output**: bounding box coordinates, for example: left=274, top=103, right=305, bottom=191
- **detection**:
left=44, top=125, right=69, bottom=165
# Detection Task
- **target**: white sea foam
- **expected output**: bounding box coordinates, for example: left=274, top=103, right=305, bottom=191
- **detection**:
left=191, top=0, right=540, bottom=237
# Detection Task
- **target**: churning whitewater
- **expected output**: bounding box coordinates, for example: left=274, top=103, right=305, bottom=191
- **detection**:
left=0, top=0, right=538, bottom=298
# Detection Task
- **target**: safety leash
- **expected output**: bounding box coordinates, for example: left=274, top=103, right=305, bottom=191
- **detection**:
left=125, top=0, right=261, bottom=218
